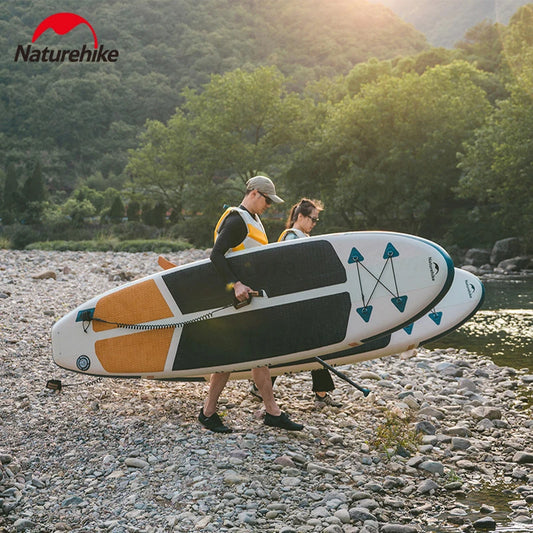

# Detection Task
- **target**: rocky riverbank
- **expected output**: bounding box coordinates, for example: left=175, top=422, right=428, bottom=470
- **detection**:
left=460, top=237, right=533, bottom=278
left=1, top=250, right=532, bottom=533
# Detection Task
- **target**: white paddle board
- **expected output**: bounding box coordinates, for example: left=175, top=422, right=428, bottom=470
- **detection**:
left=51, top=231, right=454, bottom=379
left=227, top=268, right=484, bottom=380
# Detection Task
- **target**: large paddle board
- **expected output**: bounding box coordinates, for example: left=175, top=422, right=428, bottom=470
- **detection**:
left=51, top=231, right=454, bottom=379
left=228, top=268, right=484, bottom=380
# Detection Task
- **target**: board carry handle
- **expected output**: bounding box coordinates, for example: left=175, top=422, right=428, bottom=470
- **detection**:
left=233, top=289, right=264, bottom=309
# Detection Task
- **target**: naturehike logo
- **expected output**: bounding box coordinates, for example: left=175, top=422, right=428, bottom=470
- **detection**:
left=34, top=13, right=98, bottom=47
left=465, top=280, right=476, bottom=299
left=14, top=12, right=119, bottom=63
left=428, top=257, right=440, bottom=281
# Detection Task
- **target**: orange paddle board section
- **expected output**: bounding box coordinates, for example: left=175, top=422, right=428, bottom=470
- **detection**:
left=93, top=279, right=172, bottom=332
left=95, top=328, right=174, bottom=373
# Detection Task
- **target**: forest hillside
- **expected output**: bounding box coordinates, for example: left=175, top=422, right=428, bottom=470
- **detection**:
left=370, top=0, right=532, bottom=46
left=1, top=0, right=428, bottom=189
left=1, top=1, right=532, bottom=252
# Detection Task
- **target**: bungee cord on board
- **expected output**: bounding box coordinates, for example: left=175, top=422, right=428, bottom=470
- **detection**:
left=81, top=291, right=264, bottom=333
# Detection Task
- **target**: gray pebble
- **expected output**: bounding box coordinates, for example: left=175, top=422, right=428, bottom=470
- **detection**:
left=13, top=519, right=37, bottom=531
left=513, top=451, right=533, bottom=464
left=381, top=525, right=420, bottom=533
left=473, top=516, right=497, bottom=529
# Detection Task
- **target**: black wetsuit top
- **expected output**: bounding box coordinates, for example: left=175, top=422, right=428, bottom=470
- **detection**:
left=209, top=205, right=253, bottom=285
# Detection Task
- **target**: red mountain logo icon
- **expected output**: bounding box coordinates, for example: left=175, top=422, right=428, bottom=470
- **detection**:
left=32, top=13, right=98, bottom=49
left=14, top=12, right=118, bottom=63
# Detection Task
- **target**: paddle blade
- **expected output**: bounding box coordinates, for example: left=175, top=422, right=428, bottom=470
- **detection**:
left=158, top=256, right=177, bottom=270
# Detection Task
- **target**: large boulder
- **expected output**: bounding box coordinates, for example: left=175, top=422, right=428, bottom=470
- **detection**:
left=464, top=248, right=490, bottom=267
left=497, top=256, right=531, bottom=272
left=490, top=238, right=520, bottom=265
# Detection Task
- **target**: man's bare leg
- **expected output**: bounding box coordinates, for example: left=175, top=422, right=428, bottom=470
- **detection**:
left=203, top=372, right=230, bottom=417
left=252, top=366, right=281, bottom=416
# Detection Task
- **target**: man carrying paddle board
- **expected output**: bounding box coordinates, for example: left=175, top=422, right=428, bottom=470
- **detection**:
left=199, top=176, right=304, bottom=433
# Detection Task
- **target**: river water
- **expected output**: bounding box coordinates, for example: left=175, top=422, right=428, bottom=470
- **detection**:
left=424, top=274, right=533, bottom=532
left=427, top=275, right=533, bottom=371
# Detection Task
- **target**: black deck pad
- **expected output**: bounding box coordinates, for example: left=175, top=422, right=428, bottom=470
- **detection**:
left=172, top=292, right=351, bottom=370
left=162, top=239, right=346, bottom=314
left=267, top=333, right=392, bottom=369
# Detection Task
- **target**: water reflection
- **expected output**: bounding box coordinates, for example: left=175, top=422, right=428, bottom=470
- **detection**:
left=481, top=277, right=533, bottom=311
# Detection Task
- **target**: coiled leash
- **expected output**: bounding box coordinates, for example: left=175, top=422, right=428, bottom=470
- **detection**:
left=80, top=290, right=264, bottom=333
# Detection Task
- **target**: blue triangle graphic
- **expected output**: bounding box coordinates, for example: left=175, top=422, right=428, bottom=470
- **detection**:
left=429, top=311, right=443, bottom=325
left=383, top=242, right=400, bottom=259
left=356, top=305, right=373, bottom=322
left=348, top=247, right=364, bottom=263
left=391, top=295, right=408, bottom=312
left=403, top=323, right=414, bottom=335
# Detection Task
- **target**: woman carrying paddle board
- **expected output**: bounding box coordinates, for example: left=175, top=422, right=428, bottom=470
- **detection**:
left=250, top=198, right=342, bottom=408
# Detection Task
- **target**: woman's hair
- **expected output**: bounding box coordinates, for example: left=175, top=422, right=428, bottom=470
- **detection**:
left=286, top=198, right=324, bottom=228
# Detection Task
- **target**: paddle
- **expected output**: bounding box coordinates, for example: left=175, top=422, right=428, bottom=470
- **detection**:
left=158, top=255, right=176, bottom=270
left=314, top=356, right=371, bottom=397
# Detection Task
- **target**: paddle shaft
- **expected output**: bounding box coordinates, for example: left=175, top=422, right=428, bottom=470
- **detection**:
left=314, top=357, right=371, bottom=397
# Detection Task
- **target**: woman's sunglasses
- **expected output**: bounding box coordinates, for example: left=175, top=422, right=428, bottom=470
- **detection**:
left=307, top=215, right=319, bottom=224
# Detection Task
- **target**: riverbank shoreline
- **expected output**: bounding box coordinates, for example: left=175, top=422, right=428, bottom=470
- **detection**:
left=1, top=250, right=532, bottom=532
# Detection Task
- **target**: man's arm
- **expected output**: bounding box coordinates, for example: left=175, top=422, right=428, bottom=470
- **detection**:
left=210, top=212, right=252, bottom=301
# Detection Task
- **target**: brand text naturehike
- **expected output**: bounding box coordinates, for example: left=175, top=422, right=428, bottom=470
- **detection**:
left=14, top=44, right=119, bottom=63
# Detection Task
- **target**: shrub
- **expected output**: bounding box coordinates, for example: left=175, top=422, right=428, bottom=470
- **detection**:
left=370, top=408, right=421, bottom=458
left=4, top=224, right=42, bottom=249
left=25, top=239, right=192, bottom=253
left=115, top=239, right=192, bottom=253
left=173, top=217, right=215, bottom=248
left=109, top=221, right=161, bottom=240
left=26, top=240, right=106, bottom=251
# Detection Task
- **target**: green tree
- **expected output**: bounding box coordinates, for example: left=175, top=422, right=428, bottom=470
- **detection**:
left=126, top=200, right=141, bottom=222
left=109, top=196, right=125, bottom=223
left=21, top=161, right=46, bottom=223
left=22, top=162, right=46, bottom=202
left=345, top=58, right=393, bottom=97
left=458, top=88, right=533, bottom=249
left=127, top=66, right=313, bottom=244
left=98, top=188, right=125, bottom=223
left=61, top=198, right=97, bottom=227
left=1, top=163, right=22, bottom=224
left=142, top=202, right=167, bottom=228
left=454, top=20, right=508, bottom=103
left=72, top=186, right=106, bottom=215
left=501, top=4, right=533, bottom=93
left=289, top=61, right=492, bottom=238
left=182, top=67, right=311, bottom=219
left=141, top=202, right=153, bottom=226
left=455, top=20, right=505, bottom=73
left=183, top=66, right=308, bottom=181
left=126, top=111, right=192, bottom=221
left=456, top=5, right=533, bottom=249
left=394, top=47, right=461, bottom=75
